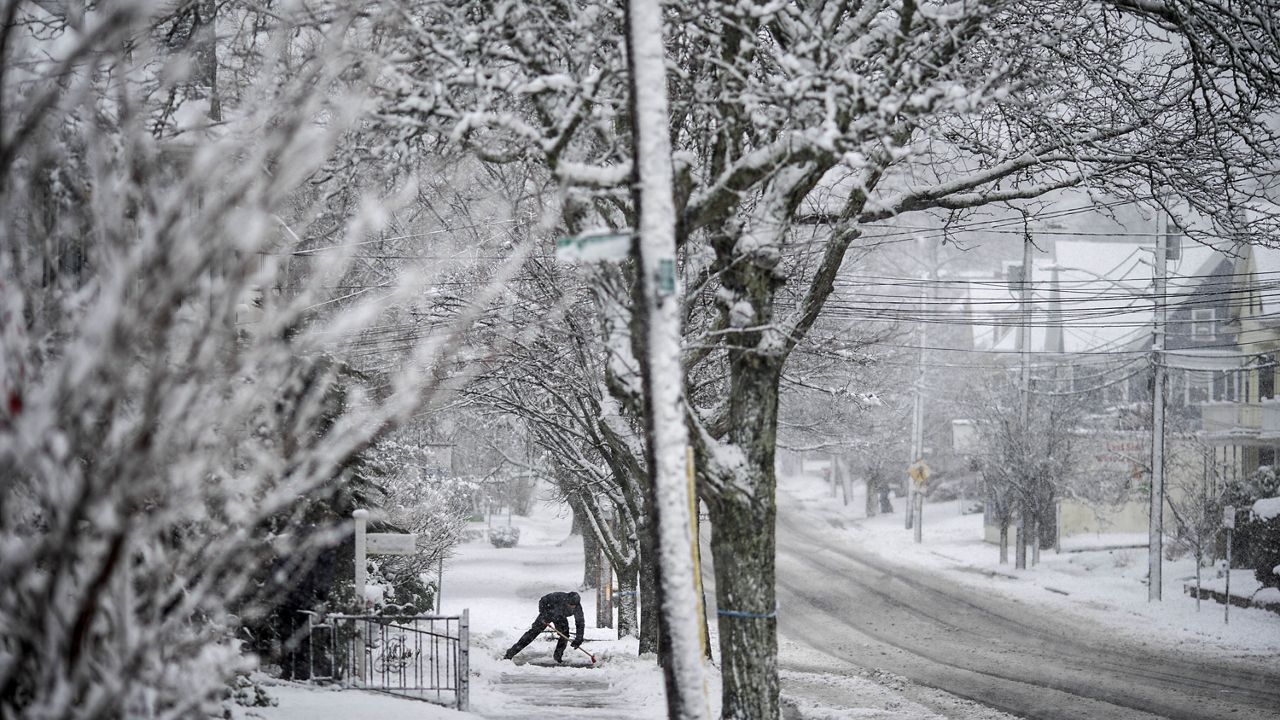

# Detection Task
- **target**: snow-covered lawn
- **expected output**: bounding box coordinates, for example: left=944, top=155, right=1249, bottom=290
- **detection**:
left=781, top=474, right=1280, bottom=661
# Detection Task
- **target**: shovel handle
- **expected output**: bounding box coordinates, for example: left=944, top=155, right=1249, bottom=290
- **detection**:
left=545, top=622, right=597, bottom=663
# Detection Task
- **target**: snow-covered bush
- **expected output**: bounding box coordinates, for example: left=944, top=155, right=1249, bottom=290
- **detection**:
left=488, top=525, right=521, bottom=548
left=1245, top=499, right=1280, bottom=590
left=1227, top=469, right=1280, bottom=573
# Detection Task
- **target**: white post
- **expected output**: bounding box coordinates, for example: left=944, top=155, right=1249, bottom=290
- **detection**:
left=1225, top=527, right=1232, bottom=625
left=625, top=2, right=709, bottom=717
left=1149, top=210, right=1168, bottom=602
left=913, top=493, right=923, bottom=544
left=1223, top=505, right=1235, bottom=624
left=458, top=608, right=470, bottom=710
left=353, top=509, right=368, bottom=680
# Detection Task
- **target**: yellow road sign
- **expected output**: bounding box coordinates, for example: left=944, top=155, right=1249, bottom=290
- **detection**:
left=908, top=459, right=931, bottom=487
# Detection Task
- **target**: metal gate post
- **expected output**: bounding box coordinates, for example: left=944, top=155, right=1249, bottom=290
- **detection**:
left=457, top=609, right=469, bottom=711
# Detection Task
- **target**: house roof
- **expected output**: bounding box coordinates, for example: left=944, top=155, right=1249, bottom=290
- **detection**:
left=968, top=237, right=1228, bottom=356
left=1247, top=245, right=1280, bottom=323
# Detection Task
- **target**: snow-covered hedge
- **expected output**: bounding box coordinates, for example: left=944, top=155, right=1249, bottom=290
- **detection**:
left=1243, top=509, right=1280, bottom=590
left=1252, top=497, right=1280, bottom=521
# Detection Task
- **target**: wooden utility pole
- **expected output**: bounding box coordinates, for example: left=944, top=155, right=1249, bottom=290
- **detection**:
left=907, top=272, right=926, bottom=531
left=625, top=1, right=710, bottom=717
left=1016, top=236, right=1032, bottom=570
left=1149, top=210, right=1169, bottom=601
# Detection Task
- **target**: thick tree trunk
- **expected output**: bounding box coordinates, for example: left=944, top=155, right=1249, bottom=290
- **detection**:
left=707, top=361, right=781, bottom=720
left=710, top=490, right=778, bottom=719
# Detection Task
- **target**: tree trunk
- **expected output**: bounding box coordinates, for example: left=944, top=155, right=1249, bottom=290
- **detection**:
left=618, top=563, right=639, bottom=637
left=1194, top=552, right=1202, bottom=612
left=1015, top=512, right=1027, bottom=569
left=580, top=508, right=600, bottom=589
left=709, top=492, right=777, bottom=720
left=999, top=522, right=1009, bottom=564
left=706, top=361, right=782, bottom=720
left=638, top=527, right=661, bottom=655
left=1031, top=516, right=1040, bottom=566
left=865, top=474, right=877, bottom=517
left=836, top=456, right=850, bottom=506
left=195, top=0, right=221, bottom=122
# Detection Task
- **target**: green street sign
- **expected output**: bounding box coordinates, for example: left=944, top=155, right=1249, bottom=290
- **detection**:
left=555, top=231, right=634, bottom=263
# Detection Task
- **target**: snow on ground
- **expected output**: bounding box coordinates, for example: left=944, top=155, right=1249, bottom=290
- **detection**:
left=781, top=473, right=1280, bottom=661
left=248, top=475, right=1277, bottom=719
left=246, top=502, right=720, bottom=719
left=1197, top=571, right=1280, bottom=609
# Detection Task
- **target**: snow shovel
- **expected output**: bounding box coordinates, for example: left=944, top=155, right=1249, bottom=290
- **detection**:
left=545, top=622, right=596, bottom=663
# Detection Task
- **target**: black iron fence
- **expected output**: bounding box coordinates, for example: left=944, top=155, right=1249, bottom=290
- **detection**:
left=298, top=610, right=469, bottom=710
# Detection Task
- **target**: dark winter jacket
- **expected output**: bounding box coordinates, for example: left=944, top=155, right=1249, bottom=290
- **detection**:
left=538, top=591, right=585, bottom=644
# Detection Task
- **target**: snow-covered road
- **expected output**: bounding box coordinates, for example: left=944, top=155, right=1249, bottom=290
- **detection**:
left=773, top=501, right=1280, bottom=720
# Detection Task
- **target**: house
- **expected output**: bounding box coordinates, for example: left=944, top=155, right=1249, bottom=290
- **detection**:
left=950, top=225, right=1278, bottom=541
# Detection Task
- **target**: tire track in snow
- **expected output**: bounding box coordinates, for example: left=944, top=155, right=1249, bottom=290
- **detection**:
left=775, top=507, right=1280, bottom=720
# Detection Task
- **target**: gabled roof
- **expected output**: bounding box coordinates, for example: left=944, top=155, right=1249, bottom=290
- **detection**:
left=968, top=237, right=1228, bottom=356
left=1245, top=245, right=1280, bottom=325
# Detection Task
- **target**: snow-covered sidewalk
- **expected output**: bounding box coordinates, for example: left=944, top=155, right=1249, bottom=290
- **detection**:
left=240, top=507, right=715, bottom=719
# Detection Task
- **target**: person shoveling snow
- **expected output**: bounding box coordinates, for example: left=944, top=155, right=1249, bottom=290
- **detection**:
left=504, top=591, right=590, bottom=664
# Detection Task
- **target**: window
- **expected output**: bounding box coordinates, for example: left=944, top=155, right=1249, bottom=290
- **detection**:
left=1260, top=355, right=1276, bottom=400
left=1165, top=222, right=1183, bottom=261
left=1186, top=371, right=1210, bottom=405
left=1212, top=370, right=1239, bottom=402
left=1191, top=308, right=1217, bottom=339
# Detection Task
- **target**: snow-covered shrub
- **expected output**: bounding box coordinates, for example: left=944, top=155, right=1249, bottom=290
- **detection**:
left=489, top=525, right=521, bottom=548
left=1244, top=503, right=1280, bottom=590
left=224, top=672, right=278, bottom=711
left=0, top=6, right=516, bottom=716
left=1228, top=469, right=1280, bottom=571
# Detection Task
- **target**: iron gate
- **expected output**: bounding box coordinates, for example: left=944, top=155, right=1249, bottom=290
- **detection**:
left=298, top=610, right=469, bottom=710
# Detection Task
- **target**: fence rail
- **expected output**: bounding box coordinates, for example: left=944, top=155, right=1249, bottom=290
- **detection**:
left=298, top=610, right=469, bottom=711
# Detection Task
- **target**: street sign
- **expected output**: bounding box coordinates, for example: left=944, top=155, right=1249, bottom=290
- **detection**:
left=1223, top=505, right=1235, bottom=530
left=555, top=231, right=634, bottom=263
left=908, top=459, right=931, bottom=487
left=366, top=532, right=418, bottom=555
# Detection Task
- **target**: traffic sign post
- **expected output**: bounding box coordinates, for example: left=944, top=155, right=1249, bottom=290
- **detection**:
left=1223, top=505, right=1235, bottom=625
left=908, top=459, right=930, bottom=544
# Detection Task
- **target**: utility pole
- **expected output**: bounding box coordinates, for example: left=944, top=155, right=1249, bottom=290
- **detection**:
left=907, top=271, right=926, bottom=532
left=1149, top=209, right=1169, bottom=602
left=624, top=1, right=710, bottom=717
left=1016, top=236, right=1032, bottom=570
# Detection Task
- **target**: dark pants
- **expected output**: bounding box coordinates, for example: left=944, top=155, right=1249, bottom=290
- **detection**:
left=509, top=613, right=570, bottom=660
